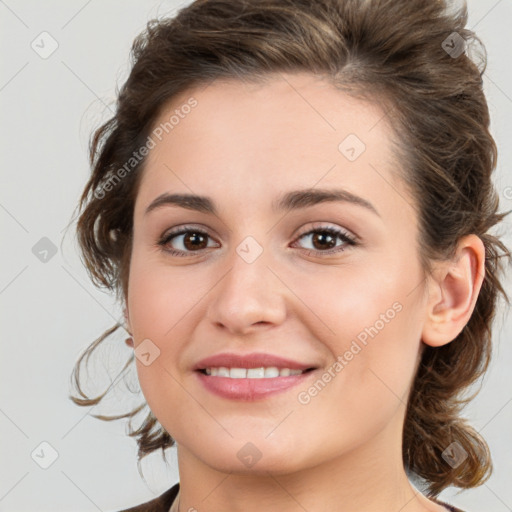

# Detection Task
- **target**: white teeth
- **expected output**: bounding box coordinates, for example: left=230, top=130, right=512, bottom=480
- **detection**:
left=247, top=367, right=265, bottom=378
left=264, top=366, right=279, bottom=378
left=229, top=368, right=247, bottom=379
left=217, top=367, right=230, bottom=377
left=203, top=366, right=306, bottom=378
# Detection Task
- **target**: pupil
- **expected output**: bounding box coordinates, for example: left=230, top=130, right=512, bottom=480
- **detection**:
left=184, top=233, right=206, bottom=250
left=313, top=232, right=335, bottom=250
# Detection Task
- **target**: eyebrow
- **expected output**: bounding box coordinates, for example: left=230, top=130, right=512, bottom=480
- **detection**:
left=144, top=188, right=380, bottom=217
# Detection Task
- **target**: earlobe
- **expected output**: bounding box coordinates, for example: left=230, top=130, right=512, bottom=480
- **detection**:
left=421, top=234, right=485, bottom=348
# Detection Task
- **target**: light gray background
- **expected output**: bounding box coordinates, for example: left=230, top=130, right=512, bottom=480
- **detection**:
left=1, top=1, right=511, bottom=511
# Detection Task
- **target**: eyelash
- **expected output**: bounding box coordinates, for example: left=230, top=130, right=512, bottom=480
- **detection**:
left=157, top=224, right=358, bottom=258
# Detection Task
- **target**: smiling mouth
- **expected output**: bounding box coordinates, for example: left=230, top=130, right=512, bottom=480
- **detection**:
left=198, top=367, right=316, bottom=378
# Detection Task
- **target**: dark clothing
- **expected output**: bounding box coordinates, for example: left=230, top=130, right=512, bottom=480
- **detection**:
left=116, top=482, right=467, bottom=512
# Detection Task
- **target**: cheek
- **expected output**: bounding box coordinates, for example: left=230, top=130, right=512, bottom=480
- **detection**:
left=288, top=254, right=420, bottom=351
left=126, top=251, right=213, bottom=416
left=127, top=251, right=204, bottom=340
left=287, top=297, right=422, bottom=466
left=290, top=256, right=424, bottom=415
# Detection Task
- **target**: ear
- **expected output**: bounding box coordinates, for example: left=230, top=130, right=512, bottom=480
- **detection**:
left=421, top=234, right=486, bottom=348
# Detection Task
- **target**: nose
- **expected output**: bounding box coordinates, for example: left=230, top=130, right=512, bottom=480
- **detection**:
left=205, top=244, right=287, bottom=336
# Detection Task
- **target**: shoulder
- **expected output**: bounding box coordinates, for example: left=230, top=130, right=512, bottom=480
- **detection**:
left=113, top=482, right=179, bottom=512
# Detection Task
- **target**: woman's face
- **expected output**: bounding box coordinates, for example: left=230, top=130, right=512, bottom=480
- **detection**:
left=126, top=72, right=429, bottom=473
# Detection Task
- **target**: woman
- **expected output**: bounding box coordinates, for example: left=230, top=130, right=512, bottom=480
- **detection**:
left=71, top=0, right=510, bottom=511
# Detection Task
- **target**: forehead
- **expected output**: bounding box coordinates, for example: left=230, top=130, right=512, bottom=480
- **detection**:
left=135, top=72, right=407, bottom=214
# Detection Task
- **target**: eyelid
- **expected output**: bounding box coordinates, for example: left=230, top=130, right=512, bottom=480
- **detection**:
left=160, top=223, right=212, bottom=240
left=294, top=222, right=357, bottom=242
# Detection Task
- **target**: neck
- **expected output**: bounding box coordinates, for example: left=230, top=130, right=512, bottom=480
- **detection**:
left=171, top=415, right=441, bottom=512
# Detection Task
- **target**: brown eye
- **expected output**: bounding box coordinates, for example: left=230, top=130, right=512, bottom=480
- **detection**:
left=310, top=231, right=338, bottom=250
left=181, top=231, right=209, bottom=251
left=158, top=227, right=218, bottom=256
left=293, top=226, right=357, bottom=256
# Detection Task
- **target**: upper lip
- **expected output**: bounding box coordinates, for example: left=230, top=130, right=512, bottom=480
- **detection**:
left=193, top=352, right=318, bottom=371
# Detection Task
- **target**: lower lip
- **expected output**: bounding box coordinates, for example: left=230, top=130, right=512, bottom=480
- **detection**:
left=195, top=370, right=316, bottom=400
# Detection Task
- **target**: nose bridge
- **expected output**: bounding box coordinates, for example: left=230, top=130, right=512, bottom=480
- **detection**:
left=233, top=234, right=270, bottom=288
left=206, top=233, right=286, bottom=332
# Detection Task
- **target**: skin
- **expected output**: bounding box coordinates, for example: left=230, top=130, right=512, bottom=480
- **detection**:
left=124, top=72, right=485, bottom=512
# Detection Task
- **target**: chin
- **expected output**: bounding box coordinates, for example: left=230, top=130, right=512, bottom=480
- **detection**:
left=185, top=432, right=314, bottom=476
left=204, top=450, right=304, bottom=476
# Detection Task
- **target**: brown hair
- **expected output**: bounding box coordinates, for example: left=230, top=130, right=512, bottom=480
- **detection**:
left=71, top=0, right=511, bottom=497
